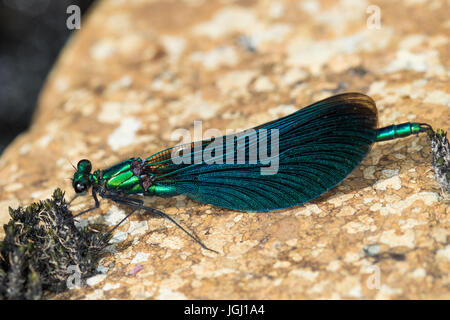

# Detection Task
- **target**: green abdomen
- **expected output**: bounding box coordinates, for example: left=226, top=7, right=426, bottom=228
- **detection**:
left=376, top=122, right=423, bottom=142
left=148, top=185, right=178, bottom=196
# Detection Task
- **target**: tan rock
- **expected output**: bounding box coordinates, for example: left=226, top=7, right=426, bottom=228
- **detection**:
left=0, top=0, right=448, bottom=299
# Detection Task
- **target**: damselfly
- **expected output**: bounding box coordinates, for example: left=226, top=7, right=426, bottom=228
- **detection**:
left=71, top=93, right=432, bottom=250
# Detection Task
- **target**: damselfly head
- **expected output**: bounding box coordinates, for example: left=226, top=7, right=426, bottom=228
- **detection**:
left=73, top=159, right=93, bottom=193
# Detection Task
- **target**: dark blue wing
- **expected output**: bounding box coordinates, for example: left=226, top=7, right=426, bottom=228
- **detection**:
left=145, top=93, right=378, bottom=211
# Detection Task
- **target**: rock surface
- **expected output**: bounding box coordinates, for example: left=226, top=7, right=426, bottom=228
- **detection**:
left=0, top=0, right=449, bottom=299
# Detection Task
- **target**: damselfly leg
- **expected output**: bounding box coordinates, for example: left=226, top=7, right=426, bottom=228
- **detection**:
left=64, top=188, right=101, bottom=223
left=69, top=187, right=217, bottom=253
left=103, top=193, right=218, bottom=253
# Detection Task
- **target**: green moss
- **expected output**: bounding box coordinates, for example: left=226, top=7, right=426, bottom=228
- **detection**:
left=428, top=128, right=450, bottom=195
left=0, top=189, right=108, bottom=300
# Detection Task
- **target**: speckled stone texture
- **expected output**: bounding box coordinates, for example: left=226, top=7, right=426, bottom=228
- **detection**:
left=0, top=0, right=449, bottom=299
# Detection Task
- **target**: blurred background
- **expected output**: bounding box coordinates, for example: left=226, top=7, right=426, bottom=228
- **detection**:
left=0, top=0, right=95, bottom=155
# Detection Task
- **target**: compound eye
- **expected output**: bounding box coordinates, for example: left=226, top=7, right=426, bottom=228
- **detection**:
left=74, top=182, right=87, bottom=193
left=77, top=159, right=92, bottom=173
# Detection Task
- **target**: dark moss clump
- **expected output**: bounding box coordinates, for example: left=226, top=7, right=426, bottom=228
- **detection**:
left=428, top=128, right=450, bottom=195
left=0, top=189, right=108, bottom=299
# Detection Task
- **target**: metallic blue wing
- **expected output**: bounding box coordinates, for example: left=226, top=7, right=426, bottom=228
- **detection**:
left=145, top=93, right=378, bottom=211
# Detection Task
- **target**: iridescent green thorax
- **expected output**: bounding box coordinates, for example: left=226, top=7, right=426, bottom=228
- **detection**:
left=376, top=122, right=424, bottom=142
left=100, top=158, right=145, bottom=194
left=88, top=170, right=100, bottom=185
